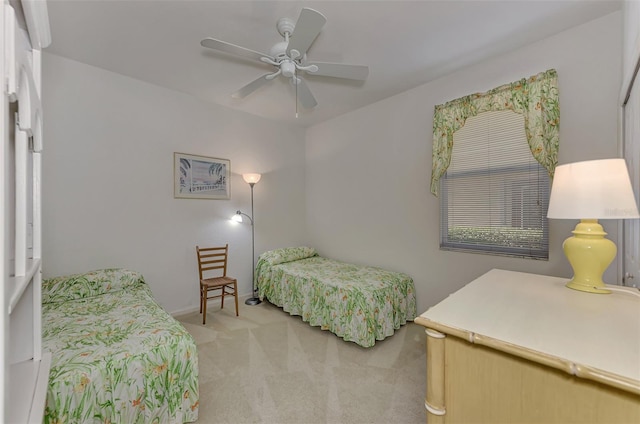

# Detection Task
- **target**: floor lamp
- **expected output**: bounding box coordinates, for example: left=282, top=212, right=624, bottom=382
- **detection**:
left=232, top=173, right=262, bottom=305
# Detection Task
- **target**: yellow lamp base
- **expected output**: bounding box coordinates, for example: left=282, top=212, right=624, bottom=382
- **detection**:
left=562, top=219, right=615, bottom=294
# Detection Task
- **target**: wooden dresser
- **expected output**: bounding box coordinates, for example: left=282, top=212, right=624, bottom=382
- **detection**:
left=414, top=269, right=640, bottom=423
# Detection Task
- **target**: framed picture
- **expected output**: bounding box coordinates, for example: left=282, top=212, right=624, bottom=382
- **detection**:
left=174, top=152, right=230, bottom=199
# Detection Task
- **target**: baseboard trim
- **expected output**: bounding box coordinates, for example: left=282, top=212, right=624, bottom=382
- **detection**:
left=170, top=292, right=257, bottom=318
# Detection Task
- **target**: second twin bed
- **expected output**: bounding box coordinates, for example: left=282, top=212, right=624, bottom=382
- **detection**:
left=255, top=247, right=417, bottom=348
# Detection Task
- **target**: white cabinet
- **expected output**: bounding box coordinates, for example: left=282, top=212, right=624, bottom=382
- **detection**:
left=2, top=1, right=51, bottom=422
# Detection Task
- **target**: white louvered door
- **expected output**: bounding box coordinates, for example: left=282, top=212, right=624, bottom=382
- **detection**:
left=623, top=67, right=640, bottom=287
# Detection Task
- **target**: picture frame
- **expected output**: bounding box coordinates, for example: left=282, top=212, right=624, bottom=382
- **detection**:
left=174, top=152, right=230, bottom=199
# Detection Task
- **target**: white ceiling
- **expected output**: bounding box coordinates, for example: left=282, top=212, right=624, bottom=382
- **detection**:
left=44, top=0, right=621, bottom=128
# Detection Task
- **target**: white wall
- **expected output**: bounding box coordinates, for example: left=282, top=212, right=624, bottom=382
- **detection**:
left=305, top=12, right=623, bottom=312
left=42, top=53, right=307, bottom=314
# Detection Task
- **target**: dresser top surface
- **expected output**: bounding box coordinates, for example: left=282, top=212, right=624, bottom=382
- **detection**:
left=418, top=269, right=640, bottom=384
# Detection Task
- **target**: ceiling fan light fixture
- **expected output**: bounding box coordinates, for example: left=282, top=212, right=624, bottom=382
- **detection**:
left=281, top=61, right=296, bottom=78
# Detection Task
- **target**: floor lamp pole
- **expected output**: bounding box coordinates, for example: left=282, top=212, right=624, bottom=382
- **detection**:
left=245, top=182, right=261, bottom=305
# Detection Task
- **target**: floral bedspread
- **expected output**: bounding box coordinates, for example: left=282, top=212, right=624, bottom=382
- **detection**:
left=42, top=269, right=199, bottom=424
left=256, top=247, right=417, bottom=348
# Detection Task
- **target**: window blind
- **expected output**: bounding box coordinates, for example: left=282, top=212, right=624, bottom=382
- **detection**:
left=440, top=110, right=550, bottom=259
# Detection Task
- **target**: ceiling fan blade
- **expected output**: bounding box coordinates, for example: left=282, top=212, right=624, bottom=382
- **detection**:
left=201, top=38, right=274, bottom=62
left=287, top=8, right=326, bottom=58
left=296, top=78, right=318, bottom=109
left=232, top=74, right=272, bottom=99
left=307, top=62, right=369, bottom=81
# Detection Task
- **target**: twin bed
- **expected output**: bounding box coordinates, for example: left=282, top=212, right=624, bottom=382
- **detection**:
left=41, top=269, right=199, bottom=424
left=256, top=247, right=417, bottom=348
left=41, top=248, right=414, bottom=422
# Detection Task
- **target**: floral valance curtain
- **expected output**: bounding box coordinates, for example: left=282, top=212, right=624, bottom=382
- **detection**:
left=430, top=69, right=559, bottom=196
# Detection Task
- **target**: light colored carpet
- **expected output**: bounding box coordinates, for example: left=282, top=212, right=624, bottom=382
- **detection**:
left=177, top=300, right=427, bottom=424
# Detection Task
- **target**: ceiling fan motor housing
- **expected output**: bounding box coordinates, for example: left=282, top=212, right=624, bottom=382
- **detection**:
left=269, top=41, right=289, bottom=59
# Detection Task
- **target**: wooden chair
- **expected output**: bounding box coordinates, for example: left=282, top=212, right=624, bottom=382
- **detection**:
left=196, top=244, right=239, bottom=324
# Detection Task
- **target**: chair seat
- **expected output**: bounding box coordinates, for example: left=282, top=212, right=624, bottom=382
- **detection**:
left=201, top=276, right=236, bottom=288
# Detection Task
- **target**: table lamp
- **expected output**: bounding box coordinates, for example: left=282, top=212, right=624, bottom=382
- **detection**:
left=547, top=158, right=639, bottom=293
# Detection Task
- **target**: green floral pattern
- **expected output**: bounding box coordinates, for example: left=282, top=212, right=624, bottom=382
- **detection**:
left=256, top=248, right=417, bottom=348
left=43, top=268, right=146, bottom=303
left=42, top=269, right=199, bottom=424
left=431, top=69, right=559, bottom=196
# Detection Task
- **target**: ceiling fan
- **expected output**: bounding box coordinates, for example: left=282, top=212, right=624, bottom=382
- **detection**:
left=200, top=8, right=369, bottom=111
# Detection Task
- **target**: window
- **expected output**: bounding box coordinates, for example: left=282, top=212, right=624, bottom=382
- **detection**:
left=430, top=69, right=558, bottom=260
left=439, top=110, right=550, bottom=259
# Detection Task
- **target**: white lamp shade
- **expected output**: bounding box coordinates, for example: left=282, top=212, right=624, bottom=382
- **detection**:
left=547, top=158, right=640, bottom=219
left=231, top=213, right=243, bottom=223
left=243, top=173, right=261, bottom=184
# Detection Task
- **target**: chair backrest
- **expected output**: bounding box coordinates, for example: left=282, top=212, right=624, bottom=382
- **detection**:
left=196, top=245, right=229, bottom=281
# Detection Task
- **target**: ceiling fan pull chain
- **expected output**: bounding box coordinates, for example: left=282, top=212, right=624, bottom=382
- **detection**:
left=295, top=70, right=299, bottom=118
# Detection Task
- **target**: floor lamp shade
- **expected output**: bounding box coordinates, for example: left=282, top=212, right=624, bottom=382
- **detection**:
left=547, top=159, right=640, bottom=293
left=243, top=173, right=261, bottom=184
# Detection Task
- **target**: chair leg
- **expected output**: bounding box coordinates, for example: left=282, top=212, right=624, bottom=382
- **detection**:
left=233, top=281, right=239, bottom=316
left=221, top=287, right=225, bottom=310
left=199, top=286, right=203, bottom=313
left=202, top=289, right=207, bottom=325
